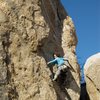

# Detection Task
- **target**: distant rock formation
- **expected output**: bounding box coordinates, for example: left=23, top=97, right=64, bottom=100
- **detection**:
left=0, top=0, right=80, bottom=100
left=84, top=53, right=100, bottom=100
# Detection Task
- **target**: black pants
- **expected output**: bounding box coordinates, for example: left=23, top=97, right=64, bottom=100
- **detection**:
left=80, top=83, right=90, bottom=100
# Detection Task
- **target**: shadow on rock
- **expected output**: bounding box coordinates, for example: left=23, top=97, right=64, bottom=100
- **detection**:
left=80, top=83, right=90, bottom=100
left=52, top=68, right=80, bottom=100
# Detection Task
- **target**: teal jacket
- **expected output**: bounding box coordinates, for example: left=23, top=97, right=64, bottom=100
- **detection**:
left=48, top=57, right=67, bottom=67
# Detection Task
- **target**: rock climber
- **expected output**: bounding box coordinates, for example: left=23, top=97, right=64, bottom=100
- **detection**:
left=47, top=52, right=69, bottom=81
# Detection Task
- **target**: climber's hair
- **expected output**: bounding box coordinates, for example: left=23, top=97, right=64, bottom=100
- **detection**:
left=53, top=52, right=61, bottom=58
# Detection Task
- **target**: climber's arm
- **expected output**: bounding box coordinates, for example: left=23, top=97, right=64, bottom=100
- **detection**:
left=47, top=59, right=57, bottom=65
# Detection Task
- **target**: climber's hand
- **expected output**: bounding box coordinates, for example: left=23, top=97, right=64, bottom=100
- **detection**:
left=47, top=62, right=50, bottom=65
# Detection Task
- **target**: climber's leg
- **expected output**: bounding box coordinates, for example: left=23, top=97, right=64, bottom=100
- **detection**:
left=62, top=65, right=67, bottom=70
left=53, top=66, right=62, bottom=81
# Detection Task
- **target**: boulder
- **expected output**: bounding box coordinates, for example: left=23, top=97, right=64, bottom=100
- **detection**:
left=84, top=53, right=100, bottom=100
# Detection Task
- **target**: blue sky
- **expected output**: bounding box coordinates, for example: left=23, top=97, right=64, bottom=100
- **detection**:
left=61, top=0, right=100, bottom=65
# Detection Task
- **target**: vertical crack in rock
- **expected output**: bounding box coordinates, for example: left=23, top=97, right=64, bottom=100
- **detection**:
left=0, top=21, right=12, bottom=99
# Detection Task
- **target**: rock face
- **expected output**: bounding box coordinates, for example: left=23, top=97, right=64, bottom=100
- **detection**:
left=0, top=0, right=80, bottom=100
left=84, top=53, right=100, bottom=100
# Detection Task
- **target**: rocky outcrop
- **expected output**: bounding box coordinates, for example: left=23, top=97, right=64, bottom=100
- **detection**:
left=0, top=0, right=80, bottom=100
left=84, top=53, right=100, bottom=100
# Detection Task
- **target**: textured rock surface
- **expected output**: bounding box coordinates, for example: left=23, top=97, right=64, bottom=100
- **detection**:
left=84, top=53, right=100, bottom=100
left=0, top=0, right=80, bottom=100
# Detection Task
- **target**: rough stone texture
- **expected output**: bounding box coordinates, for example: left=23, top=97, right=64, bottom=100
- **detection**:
left=0, top=0, right=80, bottom=100
left=84, top=53, right=100, bottom=100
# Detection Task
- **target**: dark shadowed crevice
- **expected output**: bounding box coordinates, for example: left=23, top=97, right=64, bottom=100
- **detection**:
left=52, top=68, right=80, bottom=100
left=37, top=0, right=80, bottom=99
left=80, top=83, right=90, bottom=100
